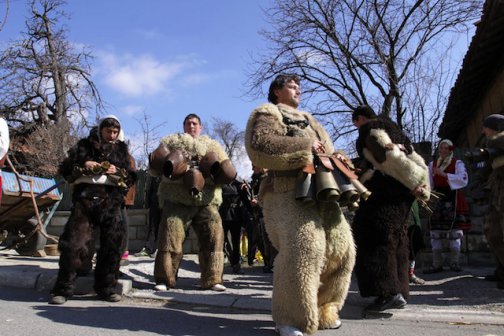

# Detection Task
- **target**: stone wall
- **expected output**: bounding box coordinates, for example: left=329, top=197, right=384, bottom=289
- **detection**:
left=47, top=210, right=199, bottom=254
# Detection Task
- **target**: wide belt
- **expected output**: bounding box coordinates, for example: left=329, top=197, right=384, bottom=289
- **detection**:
left=269, top=170, right=301, bottom=178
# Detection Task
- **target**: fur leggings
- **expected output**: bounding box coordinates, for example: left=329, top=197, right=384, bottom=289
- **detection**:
left=51, top=184, right=126, bottom=298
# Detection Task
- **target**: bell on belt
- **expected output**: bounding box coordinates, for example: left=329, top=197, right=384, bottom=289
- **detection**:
left=183, top=168, right=205, bottom=196
left=315, top=165, right=340, bottom=203
left=351, top=179, right=371, bottom=201
left=149, top=143, right=170, bottom=177
left=163, top=149, right=188, bottom=180
left=295, top=172, right=316, bottom=205
left=347, top=202, right=360, bottom=212
left=332, top=169, right=359, bottom=205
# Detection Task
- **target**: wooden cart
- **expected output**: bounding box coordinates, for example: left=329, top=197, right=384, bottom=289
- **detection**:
left=0, top=170, right=62, bottom=256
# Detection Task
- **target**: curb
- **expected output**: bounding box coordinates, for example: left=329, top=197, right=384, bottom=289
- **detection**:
left=1, top=253, right=503, bottom=326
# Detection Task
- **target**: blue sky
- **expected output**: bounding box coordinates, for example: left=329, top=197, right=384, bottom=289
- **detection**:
left=1, top=0, right=273, bottom=176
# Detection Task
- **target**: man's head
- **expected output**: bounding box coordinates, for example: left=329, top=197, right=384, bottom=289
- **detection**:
left=352, top=105, right=377, bottom=129
left=482, top=114, right=504, bottom=138
left=183, top=113, right=202, bottom=138
left=268, top=74, right=301, bottom=108
left=99, top=115, right=122, bottom=143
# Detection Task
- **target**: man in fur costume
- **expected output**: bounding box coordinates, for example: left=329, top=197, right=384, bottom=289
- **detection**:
left=50, top=115, right=137, bottom=305
left=351, top=105, right=430, bottom=312
left=480, top=114, right=504, bottom=290
left=245, top=74, right=356, bottom=336
left=152, top=114, right=235, bottom=292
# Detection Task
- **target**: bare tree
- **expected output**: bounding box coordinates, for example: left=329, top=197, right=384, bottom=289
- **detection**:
left=207, top=117, right=252, bottom=180
left=247, top=0, right=481, bottom=146
left=133, top=111, right=168, bottom=169
left=0, top=0, right=9, bottom=33
left=0, top=0, right=102, bottom=128
left=208, top=117, right=245, bottom=161
left=0, top=0, right=103, bottom=175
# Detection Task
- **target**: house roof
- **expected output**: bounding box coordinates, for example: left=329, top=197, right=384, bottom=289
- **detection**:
left=438, top=0, right=504, bottom=141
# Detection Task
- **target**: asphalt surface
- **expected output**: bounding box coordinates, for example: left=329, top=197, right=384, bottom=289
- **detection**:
left=0, top=249, right=503, bottom=326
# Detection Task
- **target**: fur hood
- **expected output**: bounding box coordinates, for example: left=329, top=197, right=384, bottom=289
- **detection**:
left=245, top=103, right=333, bottom=170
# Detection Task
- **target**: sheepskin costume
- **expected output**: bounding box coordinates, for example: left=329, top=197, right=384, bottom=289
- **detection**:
left=353, top=117, right=430, bottom=299
left=245, top=103, right=356, bottom=335
left=153, top=133, right=228, bottom=289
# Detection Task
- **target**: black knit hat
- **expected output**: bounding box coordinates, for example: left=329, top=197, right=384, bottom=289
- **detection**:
left=483, top=114, right=504, bottom=132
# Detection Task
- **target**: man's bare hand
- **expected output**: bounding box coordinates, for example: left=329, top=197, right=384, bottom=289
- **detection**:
left=312, top=140, right=326, bottom=154
left=411, top=184, right=428, bottom=199
left=84, top=161, right=100, bottom=170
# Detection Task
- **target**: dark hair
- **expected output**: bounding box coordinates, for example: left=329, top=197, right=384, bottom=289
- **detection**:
left=183, top=113, right=201, bottom=126
left=352, top=105, right=377, bottom=121
left=268, top=74, right=301, bottom=104
left=99, top=118, right=121, bottom=130
left=483, top=114, right=504, bottom=132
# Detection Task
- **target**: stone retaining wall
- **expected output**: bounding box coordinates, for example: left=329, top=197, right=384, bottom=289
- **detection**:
left=48, top=210, right=199, bottom=254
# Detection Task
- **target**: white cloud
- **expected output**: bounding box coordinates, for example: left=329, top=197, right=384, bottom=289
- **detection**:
left=104, top=55, right=182, bottom=96
left=180, top=73, right=210, bottom=86
left=120, top=105, right=144, bottom=116
left=96, top=51, right=207, bottom=97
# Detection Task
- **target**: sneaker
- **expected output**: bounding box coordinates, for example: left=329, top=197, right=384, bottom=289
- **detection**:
left=120, top=251, right=130, bottom=266
left=450, top=263, right=462, bottom=272
left=275, top=325, right=303, bottom=336
left=98, top=293, right=122, bottom=302
left=423, top=265, right=443, bottom=274
left=154, top=283, right=168, bottom=291
left=321, top=319, right=342, bottom=329
left=105, top=293, right=122, bottom=302
left=121, top=251, right=129, bottom=259
left=409, top=273, right=426, bottom=285
left=210, top=284, right=226, bottom=292
left=49, top=295, right=67, bottom=305
left=365, top=293, right=407, bottom=312
left=134, top=248, right=150, bottom=257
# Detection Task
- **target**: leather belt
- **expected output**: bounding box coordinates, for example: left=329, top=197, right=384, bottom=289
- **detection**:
left=269, top=170, right=301, bottom=178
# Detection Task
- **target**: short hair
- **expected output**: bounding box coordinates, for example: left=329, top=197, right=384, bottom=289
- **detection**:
left=99, top=117, right=121, bottom=130
left=483, top=114, right=504, bottom=132
left=268, top=74, right=301, bottom=104
left=352, top=105, right=377, bottom=121
left=183, top=113, right=201, bottom=126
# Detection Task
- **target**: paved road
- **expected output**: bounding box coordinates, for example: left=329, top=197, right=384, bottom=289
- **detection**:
left=1, top=250, right=503, bottom=328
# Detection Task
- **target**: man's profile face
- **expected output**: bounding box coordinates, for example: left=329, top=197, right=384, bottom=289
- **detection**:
left=352, top=115, right=368, bottom=129
left=184, top=117, right=202, bottom=138
left=482, top=126, right=497, bottom=138
left=274, top=80, right=300, bottom=108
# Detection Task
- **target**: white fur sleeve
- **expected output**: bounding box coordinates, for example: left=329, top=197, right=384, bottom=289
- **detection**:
left=363, top=128, right=430, bottom=201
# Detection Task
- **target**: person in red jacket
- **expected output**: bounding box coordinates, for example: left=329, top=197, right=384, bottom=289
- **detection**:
left=424, top=139, right=470, bottom=274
